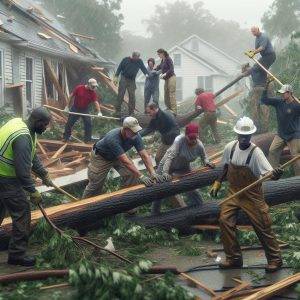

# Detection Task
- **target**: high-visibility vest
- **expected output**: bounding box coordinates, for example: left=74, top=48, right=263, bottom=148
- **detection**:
left=0, top=118, right=36, bottom=177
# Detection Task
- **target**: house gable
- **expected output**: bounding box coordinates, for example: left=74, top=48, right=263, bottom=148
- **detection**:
left=180, top=35, right=241, bottom=75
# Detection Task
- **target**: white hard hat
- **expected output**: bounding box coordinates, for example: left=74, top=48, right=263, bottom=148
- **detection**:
left=234, top=116, right=257, bottom=135
left=123, top=116, right=142, bottom=133
left=88, top=78, right=98, bottom=87
left=278, top=84, right=293, bottom=94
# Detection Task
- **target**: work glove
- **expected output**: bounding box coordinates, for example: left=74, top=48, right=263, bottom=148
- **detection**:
left=97, top=111, right=103, bottom=117
left=41, top=173, right=53, bottom=187
left=245, top=50, right=256, bottom=58
left=159, top=73, right=166, bottom=79
left=150, top=172, right=162, bottom=183
left=160, top=173, right=173, bottom=182
left=271, top=167, right=284, bottom=180
left=205, top=162, right=215, bottom=169
left=30, top=190, right=42, bottom=205
left=210, top=180, right=221, bottom=197
left=266, top=75, right=275, bottom=85
left=64, top=106, right=69, bottom=112
left=113, top=76, right=119, bottom=86
left=139, top=175, right=154, bottom=187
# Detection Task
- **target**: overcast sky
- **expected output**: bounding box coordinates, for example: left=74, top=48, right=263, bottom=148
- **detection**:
left=120, top=0, right=274, bottom=36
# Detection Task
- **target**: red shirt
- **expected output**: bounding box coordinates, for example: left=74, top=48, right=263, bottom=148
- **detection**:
left=73, top=85, right=97, bottom=110
left=195, top=92, right=216, bottom=112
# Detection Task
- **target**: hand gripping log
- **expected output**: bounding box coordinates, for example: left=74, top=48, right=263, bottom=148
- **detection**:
left=245, top=53, right=300, bottom=104
left=219, top=154, right=300, bottom=206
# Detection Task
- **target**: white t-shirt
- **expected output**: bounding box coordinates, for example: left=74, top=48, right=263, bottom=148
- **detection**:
left=222, top=141, right=273, bottom=178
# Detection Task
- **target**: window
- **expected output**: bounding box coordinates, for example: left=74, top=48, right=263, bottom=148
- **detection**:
left=197, top=76, right=213, bottom=91
left=0, top=50, right=3, bottom=106
left=173, top=54, right=181, bottom=67
left=176, top=77, right=183, bottom=101
left=25, top=57, right=34, bottom=107
left=191, top=39, right=199, bottom=52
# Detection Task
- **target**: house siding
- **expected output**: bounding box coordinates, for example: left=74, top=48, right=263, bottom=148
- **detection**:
left=182, top=37, right=240, bottom=75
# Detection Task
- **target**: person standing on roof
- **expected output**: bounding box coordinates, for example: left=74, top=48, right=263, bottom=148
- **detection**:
left=155, top=49, right=177, bottom=114
left=0, top=108, right=53, bottom=267
left=63, top=78, right=102, bottom=143
left=210, top=116, right=283, bottom=273
left=194, top=88, right=220, bottom=143
left=114, top=51, right=149, bottom=117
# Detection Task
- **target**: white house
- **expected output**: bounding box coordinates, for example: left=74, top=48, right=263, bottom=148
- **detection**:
left=137, top=35, right=246, bottom=107
left=0, top=0, right=114, bottom=117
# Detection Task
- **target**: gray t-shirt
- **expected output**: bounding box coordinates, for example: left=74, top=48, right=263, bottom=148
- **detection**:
left=222, top=141, right=273, bottom=178
left=255, top=33, right=274, bottom=56
left=158, top=134, right=209, bottom=174
left=94, top=128, right=144, bottom=161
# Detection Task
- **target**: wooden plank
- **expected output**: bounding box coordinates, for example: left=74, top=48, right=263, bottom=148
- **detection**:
left=44, top=60, right=69, bottom=107
left=51, top=143, right=68, bottom=159
left=223, top=104, right=237, bottom=117
left=216, top=89, right=244, bottom=108
left=181, top=272, right=216, bottom=297
left=38, top=139, right=92, bottom=152
left=70, top=32, right=95, bottom=40
left=192, top=225, right=253, bottom=231
left=242, top=273, right=300, bottom=300
left=63, top=157, right=87, bottom=168
left=37, top=140, right=48, bottom=158
left=212, top=280, right=251, bottom=300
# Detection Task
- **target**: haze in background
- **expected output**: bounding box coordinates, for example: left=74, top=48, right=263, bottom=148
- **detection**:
left=121, top=0, right=274, bottom=36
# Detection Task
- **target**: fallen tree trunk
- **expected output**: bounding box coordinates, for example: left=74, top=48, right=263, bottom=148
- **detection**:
left=129, top=176, right=300, bottom=231
left=0, top=134, right=284, bottom=248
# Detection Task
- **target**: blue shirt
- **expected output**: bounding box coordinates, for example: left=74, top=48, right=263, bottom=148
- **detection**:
left=261, top=90, right=300, bottom=141
left=94, top=128, right=144, bottom=161
left=115, top=57, right=148, bottom=80
left=144, top=67, right=159, bottom=91
left=255, top=33, right=274, bottom=56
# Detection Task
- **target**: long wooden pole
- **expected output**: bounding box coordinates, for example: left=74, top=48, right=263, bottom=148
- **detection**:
left=51, top=182, right=78, bottom=202
left=219, top=154, right=300, bottom=206
left=44, top=105, right=120, bottom=121
left=249, top=56, right=300, bottom=104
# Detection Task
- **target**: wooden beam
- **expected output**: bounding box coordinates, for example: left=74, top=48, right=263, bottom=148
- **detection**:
left=44, top=60, right=69, bottom=107
left=51, top=143, right=68, bottom=159
left=223, top=104, right=237, bottom=117
left=38, top=139, right=92, bottom=152
left=212, top=280, right=251, bottom=300
left=70, top=32, right=96, bottom=40
left=216, top=89, right=244, bottom=108
left=242, top=273, right=300, bottom=300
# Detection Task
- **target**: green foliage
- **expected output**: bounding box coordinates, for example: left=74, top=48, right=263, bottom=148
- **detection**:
left=37, top=230, right=86, bottom=268
left=262, top=0, right=300, bottom=39
left=42, top=0, right=123, bottom=59
left=0, top=281, right=43, bottom=300
left=176, top=245, right=204, bottom=256
left=111, top=217, right=179, bottom=246
left=30, top=218, right=55, bottom=244
left=0, top=107, right=14, bottom=127
left=69, top=260, right=194, bottom=300
left=237, top=231, right=259, bottom=246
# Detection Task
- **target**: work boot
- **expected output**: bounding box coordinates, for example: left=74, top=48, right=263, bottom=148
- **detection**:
left=219, top=259, right=243, bottom=269
left=265, top=260, right=282, bottom=273
left=7, top=255, right=36, bottom=267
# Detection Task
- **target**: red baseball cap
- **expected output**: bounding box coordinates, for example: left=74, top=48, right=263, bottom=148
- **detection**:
left=185, top=123, right=199, bottom=140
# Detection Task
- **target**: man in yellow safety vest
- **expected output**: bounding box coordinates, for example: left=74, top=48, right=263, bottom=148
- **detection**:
left=0, top=107, right=52, bottom=266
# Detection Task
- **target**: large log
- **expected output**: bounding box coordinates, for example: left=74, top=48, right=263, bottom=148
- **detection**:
left=129, top=176, right=300, bottom=231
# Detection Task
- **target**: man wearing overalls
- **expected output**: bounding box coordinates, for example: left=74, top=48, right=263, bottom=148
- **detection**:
left=210, top=117, right=283, bottom=272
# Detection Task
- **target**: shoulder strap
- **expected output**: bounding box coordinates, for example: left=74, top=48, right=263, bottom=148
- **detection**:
left=229, top=141, right=238, bottom=161
left=246, top=145, right=257, bottom=165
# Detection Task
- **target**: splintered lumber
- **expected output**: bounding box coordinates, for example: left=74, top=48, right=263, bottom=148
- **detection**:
left=38, top=139, right=93, bottom=152
left=44, top=60, right=69, bottom=106
left=213, top=279, right=251, bottom=300
left=242, top=272, right=300, bottom=300
left=51, top=142, right=68, bottom=159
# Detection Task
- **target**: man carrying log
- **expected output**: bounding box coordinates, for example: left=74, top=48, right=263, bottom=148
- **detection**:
left=210, top=116, right=283, bottom=272
left=140, top=102, right=180, bottom=164
left=0, top=108, right=53, bottom=266
left=82, top=116, right=160, bottom=199
left=152, top=123, right=215, bottom=215
left=261, top=84, right=300, bottom=175
left=63, top=78, right=102, bottom=143
left=194, top=88, right=220, bottom=143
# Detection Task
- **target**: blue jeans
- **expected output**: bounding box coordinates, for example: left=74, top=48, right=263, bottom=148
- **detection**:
left=144, top=87, right=159, bottom=110
left=251, top=53, right=276, bottom=87
left=63, top=106, right=92, bottom=142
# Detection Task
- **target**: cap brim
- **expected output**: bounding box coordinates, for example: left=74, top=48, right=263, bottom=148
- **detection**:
left=233, top=126, right=257, bottom=135
left=130, top=125, right=142, bottom=133
left=278, top=89, right=285, bottom=94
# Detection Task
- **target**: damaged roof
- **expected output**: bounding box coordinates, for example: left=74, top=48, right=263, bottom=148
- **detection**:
left=0, top=0, right=114, bottom=67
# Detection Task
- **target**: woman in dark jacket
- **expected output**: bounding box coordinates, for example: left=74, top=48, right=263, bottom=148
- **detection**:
left=156, top=49, right=177, bottom=114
